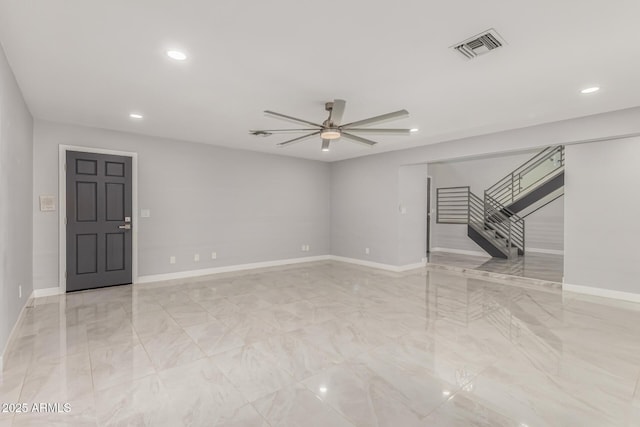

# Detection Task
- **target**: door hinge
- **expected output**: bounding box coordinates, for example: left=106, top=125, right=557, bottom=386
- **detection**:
left=65, top=271, right=67, bottom=278
left=64, top=217, right=67, bottom=225
left=64, top=163, right=67, bottom=172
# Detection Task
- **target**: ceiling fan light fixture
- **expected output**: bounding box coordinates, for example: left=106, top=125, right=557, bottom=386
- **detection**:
left=256, top=99, right=410, bottom=149
left=320, top=129, right=341, bottom=140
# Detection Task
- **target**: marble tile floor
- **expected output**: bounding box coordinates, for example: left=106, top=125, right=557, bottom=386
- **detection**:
left=428, top=250, right=564, bottom=283
left=1, top=260, right=639, bottom=426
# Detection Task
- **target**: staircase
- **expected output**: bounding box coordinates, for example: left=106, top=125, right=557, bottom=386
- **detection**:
left=436, top=145, right=564, bottom=259
left=485, top=145, right=564, bottom=218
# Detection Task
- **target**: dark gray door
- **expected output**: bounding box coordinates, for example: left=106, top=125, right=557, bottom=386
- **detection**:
left=66, top=151, right=132, bottom=292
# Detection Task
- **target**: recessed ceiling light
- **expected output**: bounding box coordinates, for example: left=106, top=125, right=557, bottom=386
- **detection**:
left=321, top=147, right=330, bottom=152
left=580, top=86, right=600, bottom=94
left=129, top=113, right=143, bottom=119
left=410, top=128, right=419, bottom=133
left=166, top=50, right=187, bottom=61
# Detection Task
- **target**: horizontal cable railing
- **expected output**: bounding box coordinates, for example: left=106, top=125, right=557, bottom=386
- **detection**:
left=471, top=192, right=509, bottom=255
left=468, top=191, right=485, bottom=229
left=435, top=186, right=525, bottom=258
left=486, top=145, right=564, bottom=206
left=436, top=186, right=470, bottom=224
left=484, top=194, right=525, bottom=253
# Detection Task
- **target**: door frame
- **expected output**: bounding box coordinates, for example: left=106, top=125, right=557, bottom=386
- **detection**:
left=426, top=175, right=432, bottom=255
left=58, top=145, right=139, bottom=293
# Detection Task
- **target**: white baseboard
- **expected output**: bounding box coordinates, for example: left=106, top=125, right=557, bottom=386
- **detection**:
left=33, top=287, right=63, bottom=298
left=396, top=261, right=428, bottom=272
left=430, top=247, right=491, bottom=258
left=136, top=254, right=427, bottom=284
left=1, top=291, right=34, bottom=371
left=328, top=255, right=426, bottom=272
left=526, top=247, right=565, bottom=255
left=563, top=282, right=640, bottom=303
left=137, top=255, right=331, bottom=284
left=431, top=247, right=564, bottom=257
left=38, top=254, right=425, bottom=291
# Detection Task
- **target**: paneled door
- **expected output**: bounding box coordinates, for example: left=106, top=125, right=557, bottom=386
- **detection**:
left=66, top=151, right=133, bottom=292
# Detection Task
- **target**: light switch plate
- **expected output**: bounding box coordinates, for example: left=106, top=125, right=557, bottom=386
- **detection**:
left=141, top=209, right=151, bottom=218
left=39, top=195, right=56, bottom=212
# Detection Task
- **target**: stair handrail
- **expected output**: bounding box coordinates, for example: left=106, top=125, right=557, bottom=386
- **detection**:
left=470, top=192, right=511, bottom=255
left=486, top=145, right=564, bottom=206
left=483, top=193, right=525, bottom=253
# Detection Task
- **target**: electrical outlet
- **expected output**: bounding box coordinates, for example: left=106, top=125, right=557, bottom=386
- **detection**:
left=211, top=252, right=217, bottom=260
left=169, top=256, right=176, bottom=264
left=19, top=285, right=22, bottom=299
left=365, top=247, right=370, bottom=255
left=306, top=245, right=310, bottom=252
left=194, top=253, right=200, bottom=262
left=301, top=245, right=306, bottom=251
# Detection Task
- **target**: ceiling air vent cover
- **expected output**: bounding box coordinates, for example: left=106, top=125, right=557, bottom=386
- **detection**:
left=452, top=28, right=505, bottom=59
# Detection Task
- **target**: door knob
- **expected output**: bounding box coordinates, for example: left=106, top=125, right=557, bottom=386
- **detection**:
left=118, top=224, right=131, bottom=230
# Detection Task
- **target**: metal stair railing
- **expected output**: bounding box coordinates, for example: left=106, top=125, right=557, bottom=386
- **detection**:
left=483, top=194, right=525, bottom=254
left=436, top=186, right=523, bottom=258
left=436, top=186, right=470, bottom=224
left=485, top=145, right=564, bottom=206
left=470, top=192, right=516, bottom=257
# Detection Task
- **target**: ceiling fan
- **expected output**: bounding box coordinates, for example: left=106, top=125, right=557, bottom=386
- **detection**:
left=250, top=99, right=415, bottom=151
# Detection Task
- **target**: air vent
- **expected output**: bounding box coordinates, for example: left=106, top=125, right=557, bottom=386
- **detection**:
left=452, top=29, right=505, bottom=60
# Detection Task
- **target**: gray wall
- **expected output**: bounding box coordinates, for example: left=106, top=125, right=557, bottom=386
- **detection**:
left=330, top=150, right=408, bottom=265
left=0, top=42, right=33, bottom=356
left=430, top=151, right=564, bottom=254
left=398, top=164, right=429, bottom=265
left=33, top=121, right=330, bottom=289
left=564, top=136, right=640, bottom=294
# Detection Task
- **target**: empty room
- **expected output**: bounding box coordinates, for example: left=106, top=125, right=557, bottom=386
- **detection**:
left=1, top=1, right=640, bottom=426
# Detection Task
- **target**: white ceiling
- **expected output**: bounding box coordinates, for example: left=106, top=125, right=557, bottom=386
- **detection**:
left=1, top=0, right=639, bottom=162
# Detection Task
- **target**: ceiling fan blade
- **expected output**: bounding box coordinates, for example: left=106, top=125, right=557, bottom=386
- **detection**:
left=321, top=139, right=330, bottom=151
left=344, top=128, right=412, bottom=134
left=277, top=131, right=321, bottom=147
left=329, top=99, right=346, bottom=126
left=264, top=110, right=323, bottom=128
left=250, top=128, right=318, bottom=134
left=342, top=109, right=409, bottom=128
left=341, top=132, right=379, bottom=146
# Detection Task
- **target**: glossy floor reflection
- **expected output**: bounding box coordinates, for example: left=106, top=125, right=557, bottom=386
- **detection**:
left=1, top=261, right=639, bottom=426
left=428, top=250, right=564, bottom=282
